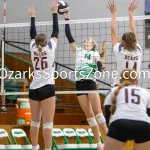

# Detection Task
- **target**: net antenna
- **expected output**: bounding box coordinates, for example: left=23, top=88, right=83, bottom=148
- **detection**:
left=1, top=0, right=6, bottom=95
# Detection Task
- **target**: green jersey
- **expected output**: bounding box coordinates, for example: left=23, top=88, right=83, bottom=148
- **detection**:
left=75, top=47, right=99, bottom=81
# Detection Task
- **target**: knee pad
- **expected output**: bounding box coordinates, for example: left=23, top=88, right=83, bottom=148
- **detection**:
left=87, top=117, right=98, bottom=127
left=43, top=122, right=53, bottom=129
left=96, top=113, right=106, bottom=124
left=30, top=120, right=40, bottom=128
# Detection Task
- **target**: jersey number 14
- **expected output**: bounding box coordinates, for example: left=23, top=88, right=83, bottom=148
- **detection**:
left=126, top=61, right=137, bottom=71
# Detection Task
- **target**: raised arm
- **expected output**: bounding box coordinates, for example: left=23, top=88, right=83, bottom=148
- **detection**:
left=128, top=0, right=139, bottom=35
left=63, top=13, right=77, bottom=54
left=50, top=0, right=59, bottom=44
left=27, top=5, right=37, bottom=40
left=107, top=0, right=119, bottom=47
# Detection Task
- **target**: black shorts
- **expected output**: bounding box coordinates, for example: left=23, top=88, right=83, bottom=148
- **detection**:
left=76, top=79, right=96, bottom=96
left=28, top=84, right=55, bottom=101
left=107, top=119, right=150, bottom=143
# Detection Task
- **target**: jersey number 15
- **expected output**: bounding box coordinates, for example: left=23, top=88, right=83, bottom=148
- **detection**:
left=125, top=89, right=140, bottom=104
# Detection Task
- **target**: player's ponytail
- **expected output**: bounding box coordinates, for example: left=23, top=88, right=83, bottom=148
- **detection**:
left=110, top=80, right=131, bottom=113
left=110, top=68, right=138, bottom=114
left=35, top=33, right=48, bottom=58
left=38, top=44, right=42, bottom=58
left=92, top=39, right=96, bottom=50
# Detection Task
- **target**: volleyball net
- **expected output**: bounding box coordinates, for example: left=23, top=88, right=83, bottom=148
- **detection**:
left=0, top=15, right=150, bottom=96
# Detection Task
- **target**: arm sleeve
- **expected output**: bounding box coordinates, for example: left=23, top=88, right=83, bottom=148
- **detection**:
left=65, top=19, right=75, bottom=43
left=147, top=92, right=150, bottom=117
left=94, top=51, right=102, bottom=71
left=97, top=61, right=103, bottom=72
left=104, top=105, right=111, bottom=127
left=30, top=17, right=37, bottom=39
left=147, top=109, right=150, bottom=117
left=51, top=13, right=59, bottom=39
left=104, top=89, right=115, bottom=127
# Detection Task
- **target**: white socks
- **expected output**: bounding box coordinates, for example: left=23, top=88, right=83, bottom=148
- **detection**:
left=32, top=145, right=51, bottom=150
left=32, top=146, right=38, bottom=150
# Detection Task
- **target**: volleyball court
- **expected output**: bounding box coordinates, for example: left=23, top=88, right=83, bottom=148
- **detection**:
left=0, top=0, right=150, bottom=150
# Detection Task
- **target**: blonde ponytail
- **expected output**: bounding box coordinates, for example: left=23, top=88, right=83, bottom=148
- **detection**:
left=110, top=81, right=132, bottom=113
left=38, top=45, right=42, bottom=58
left=35, top=33, right=48, bottom=59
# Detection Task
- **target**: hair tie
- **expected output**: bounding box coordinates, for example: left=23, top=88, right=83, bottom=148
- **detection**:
left=38, top=45, right=42, bottom=49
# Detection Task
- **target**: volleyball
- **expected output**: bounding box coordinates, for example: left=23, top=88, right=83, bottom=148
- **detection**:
left=58, top=1, right=69, bottom=15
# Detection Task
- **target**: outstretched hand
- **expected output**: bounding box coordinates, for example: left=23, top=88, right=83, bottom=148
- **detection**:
left=27, top=5, right=37, bottom=17
left=129, top=0, right=139, bottom=13
left=50, top=0, right=59, bottom=13
left=106, top=0, right=116, bottom=14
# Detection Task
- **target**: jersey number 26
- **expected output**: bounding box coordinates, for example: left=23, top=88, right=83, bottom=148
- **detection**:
left=34, top=57, right=48, bottom=70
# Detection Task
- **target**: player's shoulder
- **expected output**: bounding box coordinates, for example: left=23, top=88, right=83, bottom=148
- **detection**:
left=104, top=87, right=118, bottom=106
left=106, top=86, right=118, bottom=98
left=76, top=47, right=85, bottom=53
left=113, top=42, right=123, bottom=53
left=137, top=86, right=150, bottom=94
left=48, top=38, right=57, bottom=50
left=128, top=86, right=150, bottom=95
left=30, top=39, right=36, bottom=49
left=136, top=43, right=142, bottom=53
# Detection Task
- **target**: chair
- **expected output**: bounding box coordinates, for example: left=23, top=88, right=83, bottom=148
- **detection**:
left=10, top=128, right=39, bottom=150
left=0, top=128, right=22, bottom=150
left=75, top=128, right=94, bottom=150
left=52, top=128, right=68, bottom=150
left=62, top=128, right=79, bottom=149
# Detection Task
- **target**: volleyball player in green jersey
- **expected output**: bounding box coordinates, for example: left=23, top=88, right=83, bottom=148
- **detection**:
left=64, top=13, right=108, bottom=150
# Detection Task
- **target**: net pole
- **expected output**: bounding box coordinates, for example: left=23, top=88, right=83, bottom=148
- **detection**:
left=1, top=0, right=6, bottom=95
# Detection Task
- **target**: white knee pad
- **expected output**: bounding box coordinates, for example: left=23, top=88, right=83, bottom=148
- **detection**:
left=96, top=113, right=106, bottom=124
left=30, top=120, right=40, bottom=128
left=43, top=122, right=53, bottom=129
left=87, top=117, right=98, bottom=127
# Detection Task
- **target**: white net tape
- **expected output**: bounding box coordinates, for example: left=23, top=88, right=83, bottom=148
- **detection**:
left=0, top=90, right=108, bottom=96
